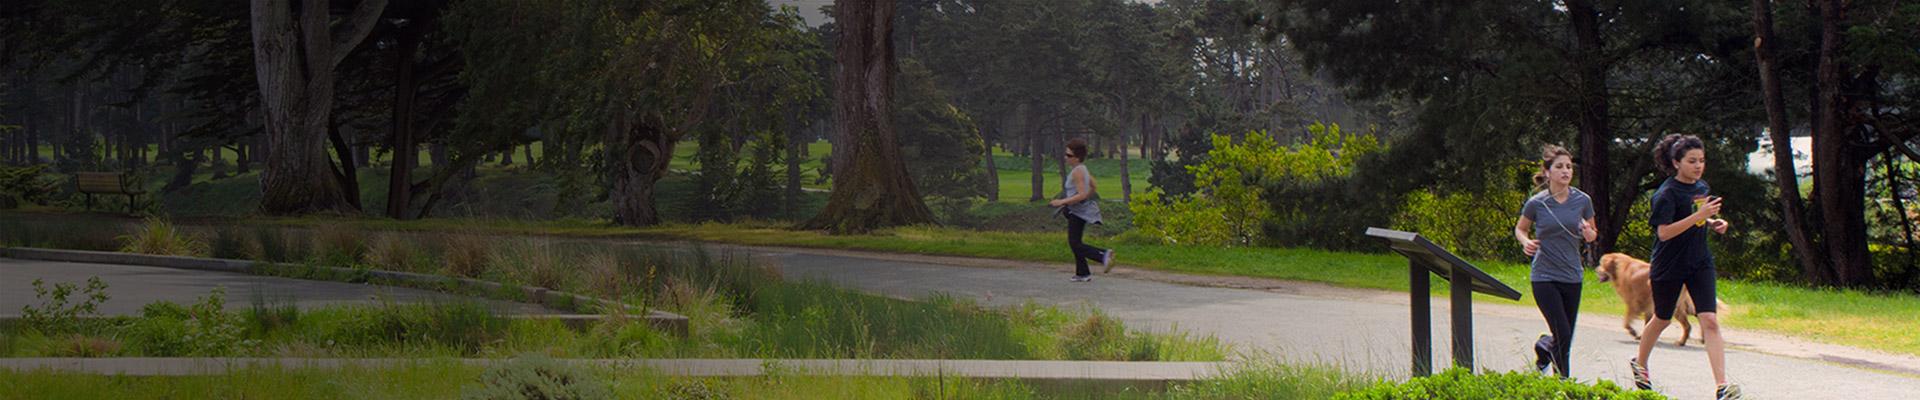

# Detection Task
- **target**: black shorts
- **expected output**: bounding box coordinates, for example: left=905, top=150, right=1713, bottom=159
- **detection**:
left=1651, top=267, right=1717, bottom=320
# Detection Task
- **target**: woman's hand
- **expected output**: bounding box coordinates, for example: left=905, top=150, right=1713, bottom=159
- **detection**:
left=1521, top=239, right=1540, bottom=257
left=1048, top=199, right=1065, bottom=207
left=1580, top=219, right=1599, bottom=243
left=1709, top=218, right=1730, bottom=234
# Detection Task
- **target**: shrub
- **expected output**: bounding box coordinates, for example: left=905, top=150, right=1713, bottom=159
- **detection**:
left=19, top=277, right=110, bottom=335
left=462, top=355, right=612, bottom=400
left=1393, top=188, right=1530, bottom=263
left=184, top=287, right=250, bottom=356
left=126, top=288, right=250, bottom=356
left=126, top=315, right=192, bottom=356
left=118, top=218, right=207, bottom=257
left=1132, top=123, right=1380, bottom=247
left=0, top=164, right=60, bottom=206
left=1335, top=368, right=1668, bottom=400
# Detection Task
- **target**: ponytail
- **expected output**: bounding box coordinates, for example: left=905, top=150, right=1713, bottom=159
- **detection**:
left=1653, top=134, right=1705, bottom=176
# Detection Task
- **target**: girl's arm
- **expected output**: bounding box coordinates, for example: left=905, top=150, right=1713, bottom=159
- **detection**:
left=1656, top=197, right=1719, bottom=241
left=1514, top=216, right=1539, bottom=256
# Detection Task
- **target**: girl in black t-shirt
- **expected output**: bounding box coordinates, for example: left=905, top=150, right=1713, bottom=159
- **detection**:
left=1629, top=134, right=1741, bottom=399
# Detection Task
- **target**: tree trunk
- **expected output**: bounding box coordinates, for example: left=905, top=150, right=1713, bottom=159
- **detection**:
left=328, top=126, right=363, bottom=210
left=1813, top=0, right=1875, bottom=286
left=1055, top=128, right=1067, bottom=187
left=210, top=144, right=228, bottom=179
left=1887, top=151, right=1917, bottom=281
left=1752, top=0, right=1830, bottom=284
left=250, top=0, right=385, bottom=215
left=386, top=19, right=422, bottom=219
left=25, top=110, right=36, bottom=164
left=430, top=143, right=448, bottom=168
left=1029, top=110, right=1045, bottom=202
left=1122, top=112, right=1138, bottom=204
left=236, top=138, right=251, bottom=174
left=607, top=111, right=675, bottom=226
left=983, top=135, right=999, bottom=202
left=786, top=115, right=804, bottom=217
left=801, top=0, right=934, bottom=233
left=525, top=141, right=536, bottom=166
left=1567, top=0, right=1621, bottom=263
left=163, top=151, right=198, bottom=193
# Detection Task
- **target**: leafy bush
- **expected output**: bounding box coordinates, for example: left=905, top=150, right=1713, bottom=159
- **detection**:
left=1132, top=123, right=1379, bottom=246
left=19, top=277, right=110, bottom=335
left=118, top=217, right=207, bottom=257
left=1335, top=368, right=1667, bottom=400
left=0, top=164, right=60, bottom=206
left=127, top=287, right=252, bottom=356
left=1394, top=188, right=1530, bottom=263
left=462, top=355, right=612, bottom=400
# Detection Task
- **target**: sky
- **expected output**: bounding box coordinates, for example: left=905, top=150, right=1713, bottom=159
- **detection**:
left=767, top=0, right=834, bottom=26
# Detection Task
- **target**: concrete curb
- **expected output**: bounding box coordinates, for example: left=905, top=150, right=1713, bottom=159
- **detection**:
left=0, top=247, right=688, bottom=336
left=0, top=357, right=1238, bottom=382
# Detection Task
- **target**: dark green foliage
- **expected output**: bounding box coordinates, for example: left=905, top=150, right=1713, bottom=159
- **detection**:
left=895, top=59, right=992, bottom=200
left=0, top=164, right=60, bottom=206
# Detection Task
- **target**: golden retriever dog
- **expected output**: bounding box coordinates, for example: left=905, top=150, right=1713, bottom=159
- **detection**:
left=1596, top=253, right=1728, bottom=347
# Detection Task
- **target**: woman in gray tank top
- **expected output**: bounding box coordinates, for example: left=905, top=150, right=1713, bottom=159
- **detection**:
left=1049, top=138, right=1113, bottom=282
left=1512, top=144, right=1597, bottom=378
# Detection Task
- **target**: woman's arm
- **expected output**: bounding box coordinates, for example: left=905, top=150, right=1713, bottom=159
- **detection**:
left=1065, top=169, right=1094, bottom=204
left=1582, top=217, right=1599, bottom=243
left=1049, top=169, right=1094, bottom=207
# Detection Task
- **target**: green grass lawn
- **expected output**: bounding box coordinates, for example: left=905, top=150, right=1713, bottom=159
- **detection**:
left=668, top=140, right=1154, bottom=201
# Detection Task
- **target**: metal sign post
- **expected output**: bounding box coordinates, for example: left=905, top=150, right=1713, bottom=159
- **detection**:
left=1365, top=227, right=1523, bottom=376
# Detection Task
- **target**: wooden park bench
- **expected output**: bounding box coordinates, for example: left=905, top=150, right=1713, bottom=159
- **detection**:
left=75, top=172, right=146, bottom=213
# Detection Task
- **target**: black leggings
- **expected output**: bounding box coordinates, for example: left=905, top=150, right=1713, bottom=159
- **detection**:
left=1653, top=268, right=1718, bottom=319
left=1533, top=281, right=1581, bottom=377
left=1066, top=213, right=1107, bottom=276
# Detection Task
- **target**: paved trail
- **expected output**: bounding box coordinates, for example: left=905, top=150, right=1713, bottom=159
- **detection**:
left=738, top=246, right=1920, bottom=400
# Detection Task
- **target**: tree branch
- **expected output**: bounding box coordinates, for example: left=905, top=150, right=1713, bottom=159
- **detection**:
left=329, top=0, right=389, bottom=68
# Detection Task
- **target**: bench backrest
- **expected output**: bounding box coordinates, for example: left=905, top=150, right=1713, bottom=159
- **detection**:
left=75, top=172, right=127, bottom=193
